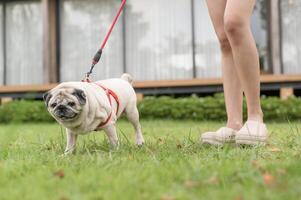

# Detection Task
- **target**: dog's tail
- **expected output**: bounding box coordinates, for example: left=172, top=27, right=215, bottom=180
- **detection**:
left=121, top=73, right=134, bottom=85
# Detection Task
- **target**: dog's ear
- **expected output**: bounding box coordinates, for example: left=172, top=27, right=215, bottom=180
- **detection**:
left=43, top=91, right=52, bottom=107
left=72, top=89, right=86, bottom=105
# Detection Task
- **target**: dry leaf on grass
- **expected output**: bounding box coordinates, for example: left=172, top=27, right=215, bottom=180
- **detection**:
left=251, top=160, right=260, bottom=168
left=176, top=141, right=183, bottom=149
left=59, top=197, right=70, bottom=200
left=251, top=160, right=265, bottom=172
left=267, top=146, right=282, bottom=153
left=161, top=195, right=175, bottom=200
left=277, top=168, right=287, bottom=176
left=158, top=138, right=165, bottom=145
left=206, top=176, right=220, bottom=185
left=183, top=180, right=199, bottom=188
left=234, top=196, right=244, bottom=200
left=263, top=172, right=276, bottom=186
left=54, top=170, right=65, bottom=179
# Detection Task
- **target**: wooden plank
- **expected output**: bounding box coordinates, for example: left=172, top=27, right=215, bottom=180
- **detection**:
left=134, top=75, right=301, bottom=89
left=0, top=84, right=57, bottom=93
left=42, top=0, right=58, bottom=83
left=0, top=75, right=301, bottom=93
left=134, top=78, right=222, bottom=88
left=0, top=97, right=12, bottom=105
left=136, top=93, right=144, bottom=101
left=260, top=74, right=301, bottom=83
left=280, top=87, right=294, bottom=100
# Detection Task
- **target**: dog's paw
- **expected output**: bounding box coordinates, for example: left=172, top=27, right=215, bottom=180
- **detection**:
left=109, top=141, right=120, bottom=151
left=62, top=148, right=76, bottom=156
left=60, top=153, right=69, bottom=158
left=136, top=140, right=145, bottom=147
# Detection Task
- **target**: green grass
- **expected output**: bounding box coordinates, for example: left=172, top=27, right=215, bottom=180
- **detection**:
left=0, top=120, right=301, bottom=200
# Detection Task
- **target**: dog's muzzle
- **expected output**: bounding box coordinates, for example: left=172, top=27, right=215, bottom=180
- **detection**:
left=54, top=105, right=77, bottom=120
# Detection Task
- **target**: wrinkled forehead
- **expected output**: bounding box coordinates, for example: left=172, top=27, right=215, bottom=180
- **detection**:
left=50, top=88, right=76, bottom=102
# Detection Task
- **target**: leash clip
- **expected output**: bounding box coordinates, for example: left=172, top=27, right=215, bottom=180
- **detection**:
left=82, top=62, right=96, bottom=82
left=82, top=73, right=92, bottom=83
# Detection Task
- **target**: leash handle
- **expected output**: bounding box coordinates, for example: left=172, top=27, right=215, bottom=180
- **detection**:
left=84, top=0, right=126, bottom=81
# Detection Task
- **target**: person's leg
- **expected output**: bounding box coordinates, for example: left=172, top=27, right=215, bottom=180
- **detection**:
left=224, top=0, right=263, bottom=122
left=201, top=0, right=243, bottom=145
left=224, top=0, right=268, bottom=145
left=206, top=0, right=243, bottom=130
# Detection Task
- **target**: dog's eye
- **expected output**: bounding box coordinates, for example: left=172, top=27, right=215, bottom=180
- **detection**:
left=68, top=102, right=75, bottom=107
left=50, top=103, right=57, bottom=108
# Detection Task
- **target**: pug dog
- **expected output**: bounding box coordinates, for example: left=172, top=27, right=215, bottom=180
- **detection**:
left=43, top=74, right=145, bottom=155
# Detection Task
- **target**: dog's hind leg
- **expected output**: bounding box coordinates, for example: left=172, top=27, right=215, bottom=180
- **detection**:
left=125, top=101, right=145, bottom=146
left=104, top=125, right=119, bottom=148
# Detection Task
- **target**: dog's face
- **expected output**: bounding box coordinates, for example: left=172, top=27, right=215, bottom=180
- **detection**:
left=43, top=88, right=87, bottom=123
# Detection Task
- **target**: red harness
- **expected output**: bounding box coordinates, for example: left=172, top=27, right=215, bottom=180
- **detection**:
left=82, top=79, right=120, bottom=128
left=93, top=83, right=120, bottom=127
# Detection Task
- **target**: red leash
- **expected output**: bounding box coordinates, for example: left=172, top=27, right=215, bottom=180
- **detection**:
left=84, top=0, right=127, bottom=81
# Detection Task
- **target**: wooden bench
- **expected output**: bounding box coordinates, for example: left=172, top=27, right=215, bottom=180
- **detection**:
left=1, top=75, right=301, bottom=103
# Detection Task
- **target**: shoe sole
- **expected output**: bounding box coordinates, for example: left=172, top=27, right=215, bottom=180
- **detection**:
left=202, top=139, right=223, bottom=146
left=201, top=137, right=235, bottom=146
left=235, top=135, right=267, bottom=145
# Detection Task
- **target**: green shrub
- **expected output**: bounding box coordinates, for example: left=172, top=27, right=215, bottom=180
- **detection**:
left=0, top=94, right=301, bottom=123
left=138, top=94, right=227, bottom=121
left=138, top=94, right=301, bottom=122
left=0, top=100, right=54, bottom=123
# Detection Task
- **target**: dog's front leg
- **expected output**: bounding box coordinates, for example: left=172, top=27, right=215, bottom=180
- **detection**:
left=104, top=125, right=119, bottom=148
left=64, top=129, right=78, bottom=155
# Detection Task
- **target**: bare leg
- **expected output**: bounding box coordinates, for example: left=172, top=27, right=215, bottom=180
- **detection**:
left=224, top=0, right=263, bottom=122
left=206, top=0, right=243, bottom=130
left=125, top=101, right=145, bottom=145
left=64, top=129, right=78, bottom=155
left=104, top=125, right=119, bottom=147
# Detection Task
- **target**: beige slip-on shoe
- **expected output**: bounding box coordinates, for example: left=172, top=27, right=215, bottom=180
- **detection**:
left=235, top=120, right=268, bottom=145
left=201, top=127, right=236, bottom=146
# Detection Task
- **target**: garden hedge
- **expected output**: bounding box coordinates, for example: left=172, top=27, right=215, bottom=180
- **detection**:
left=0, top=94, right=301, bottom=123
left=138, top=94, right=301, bottom=121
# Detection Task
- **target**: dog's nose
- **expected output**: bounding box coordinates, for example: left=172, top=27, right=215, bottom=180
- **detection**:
left=57, top=105, right=66, bottom=111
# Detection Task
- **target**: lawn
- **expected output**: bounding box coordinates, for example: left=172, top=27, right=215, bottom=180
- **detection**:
left=0, top=120, right=301, bottom=200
